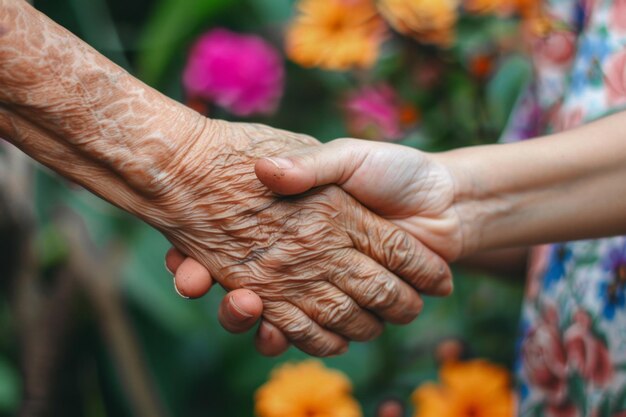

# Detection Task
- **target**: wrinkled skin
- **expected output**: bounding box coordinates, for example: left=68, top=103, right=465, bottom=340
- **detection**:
left=169, top=139, right=464, bottom=355
left=251, top=139, right=465, bottom=260
left=0, top=0, right=452, bottom=356
left=153, top=122, right=457, bottom=356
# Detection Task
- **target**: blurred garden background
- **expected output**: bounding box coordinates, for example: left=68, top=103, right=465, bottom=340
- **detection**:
left=0, top=0, right=536, bottom=415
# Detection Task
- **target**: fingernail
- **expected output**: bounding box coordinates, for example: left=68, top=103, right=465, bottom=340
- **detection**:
left=259, top=321, right=273, bottom=341
left=230, top=297, right=254, bottom=319
left=173, top=276, right=189, bottom=299
left=165, top=260, right=174, bottom=276
left=265, top=157, right=294, bottom=170
left=436, top=278, right=454, bottom=296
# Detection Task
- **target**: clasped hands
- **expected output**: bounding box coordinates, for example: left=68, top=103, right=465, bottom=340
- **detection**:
left=165, top=138, right=466, bottom=357
left=0, top=0, right=456, bottom=358
left=4, top=0, right=626, bottom=360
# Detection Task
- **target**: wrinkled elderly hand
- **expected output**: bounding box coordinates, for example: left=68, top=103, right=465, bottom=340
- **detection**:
left=0, top=0, right=451, bottom=356
left=167, top=138, right=461, bottom=355
left=154, top=122, right=455, bottom=356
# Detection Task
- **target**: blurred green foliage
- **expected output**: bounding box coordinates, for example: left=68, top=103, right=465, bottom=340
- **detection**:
left=0, top=0, right=529, bottom=416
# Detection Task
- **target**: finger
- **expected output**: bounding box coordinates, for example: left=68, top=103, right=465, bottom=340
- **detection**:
left=254, top=139, right=363, bottom=196
left=344, top=205, right=453, bottom=297
left=174, top=257, right=213, bottom=299
left=165, top=247, right=185, bottom=274
left=218, top=289, right=263, bottom=333
left=329, top=249, right=423, bottom=324
left=255, top=320, right=290, bottom=357
left=255, top=143, right=454, bottom=296
left=263, top=301, right=349, bottom=357
left=287, top=281, right=383, bottom=342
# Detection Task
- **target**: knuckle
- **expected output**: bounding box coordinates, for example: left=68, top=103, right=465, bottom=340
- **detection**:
left=316, top=297, right=355, bottom=328
left=282, top=317, right=314, bottom=342
left=419, top=260, right=448, bottom=292
left=266, top=303, right=314, bottom=341
left=382, top=229, right=418, bottom=273
left=363, top=276, right=399, bottom=310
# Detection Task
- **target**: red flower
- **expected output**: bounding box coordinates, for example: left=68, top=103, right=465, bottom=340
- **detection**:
left=546, top=402, right=580, bottom=417
left=563, top=310, right=613, bottom=387
left=468, top=54, right=495, bottom=80
left=522, top=305, right=568, bottom=405
left=604, top=50, right=626, bottom=106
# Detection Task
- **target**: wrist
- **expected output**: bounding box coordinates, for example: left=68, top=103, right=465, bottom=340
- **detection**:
left=433, top=146, right=515, bottom=257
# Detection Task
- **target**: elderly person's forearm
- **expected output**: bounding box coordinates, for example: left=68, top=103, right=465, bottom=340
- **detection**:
left=0, top=0, right=207, bottom=205
left=0, top=0, right=453, bottom=357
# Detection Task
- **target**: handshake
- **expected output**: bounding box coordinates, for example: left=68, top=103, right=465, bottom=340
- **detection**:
left=158, top=117, right=626, bottom=357
left=162, top=135, right=463, bottom=358
left=3, top=0, right=625, bottom=359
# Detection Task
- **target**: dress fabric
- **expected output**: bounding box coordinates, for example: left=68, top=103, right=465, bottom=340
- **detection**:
left=500, top=1, right=626, bottom=415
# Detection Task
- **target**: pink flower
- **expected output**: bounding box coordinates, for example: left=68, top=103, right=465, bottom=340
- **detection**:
left=552, top=107, right=584, bottom=132
left=604, top=50, right=626, bottom=106
left=526, top=245, right=552, bottom=300
left=344, top=84, right=417, bottom=141
left=563, top=309, right=613, bottom=387
left=183, top=28, right=284, bottom=116
left=610, top=0, right=626, bottom=33
left=522, top=304, right=569, bottom=406
left=531, top=29, right=577, bottom=69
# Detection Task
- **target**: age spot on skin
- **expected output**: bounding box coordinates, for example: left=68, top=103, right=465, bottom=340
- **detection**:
left=0, top=26, right=7, bottom=37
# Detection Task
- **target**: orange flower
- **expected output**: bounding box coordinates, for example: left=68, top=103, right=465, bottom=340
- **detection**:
left=463, top=0, right=508, bottom=15
left=255, top=360, right=362, bottom=417
left=412, top=360, right=515, bottom=417
left=285, top=0, right=387, bottom=71
left=377, top=0, right=459, bottom=47
left=463, top=0, right=541, bottom=17
left=515, top=0, right=542, bottom=18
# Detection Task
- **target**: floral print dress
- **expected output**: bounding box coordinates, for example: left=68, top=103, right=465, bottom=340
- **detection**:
left=502, top=1, right=626, bottom=416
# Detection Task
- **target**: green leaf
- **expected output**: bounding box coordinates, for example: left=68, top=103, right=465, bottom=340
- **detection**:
left=248, top=0, right=293, bottom=23
left=597, top=394, right=612, bottom=417
left=36, top=223, right=70, bottom=268
left=0, top=356, right=20, bottom=412
left=136, top=0, right=236, bottom=87
left=613, top=382, right=626, bottom=410
left=67, top=0, right=130, bottom=69
left=121, top=225, right=206, bottom=333
left=486, top=54, right=532, bottom=131
left=567, top=371, right=587, bottom=413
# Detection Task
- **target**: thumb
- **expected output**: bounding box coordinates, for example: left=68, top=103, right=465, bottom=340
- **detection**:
left=254, top=139, right=364, bottom=195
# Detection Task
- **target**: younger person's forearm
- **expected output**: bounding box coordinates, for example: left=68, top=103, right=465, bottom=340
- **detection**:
left=445, top=112, right=626, bottom=253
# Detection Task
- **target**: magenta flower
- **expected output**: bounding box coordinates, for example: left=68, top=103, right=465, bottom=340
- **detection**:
left=183, top=28, right=284, bottom=117
left=344, top=84, right=416, bottom=141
